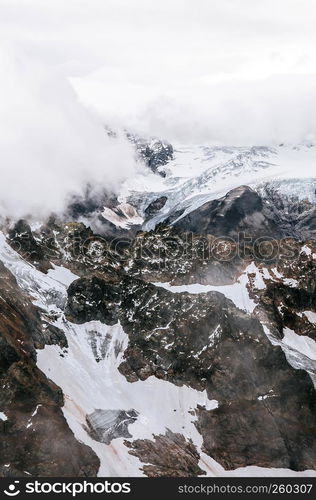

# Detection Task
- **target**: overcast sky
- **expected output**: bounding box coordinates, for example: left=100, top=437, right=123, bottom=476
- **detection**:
left=1, top=0, right=316, bottom=143
left=0, top=0, right=316, bottom=215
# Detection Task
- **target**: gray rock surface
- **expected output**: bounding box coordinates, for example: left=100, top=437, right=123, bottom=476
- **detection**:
left=85, top=409, right=138, bottom=444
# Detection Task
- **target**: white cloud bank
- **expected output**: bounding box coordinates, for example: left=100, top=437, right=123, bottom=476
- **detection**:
left=0, top=46, right=137, bottom=218
left=69, top=0, right=316, bottom=145
left=1, top=0, right=316, bottom=216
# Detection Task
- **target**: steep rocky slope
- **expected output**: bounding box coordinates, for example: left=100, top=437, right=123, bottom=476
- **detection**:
left=0, top=256, right=99, bottom=477
left=0, top=141, right=316, bottom=477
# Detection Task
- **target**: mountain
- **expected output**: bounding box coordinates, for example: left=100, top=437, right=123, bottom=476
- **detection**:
left=0, top=138, right=316, bottom=477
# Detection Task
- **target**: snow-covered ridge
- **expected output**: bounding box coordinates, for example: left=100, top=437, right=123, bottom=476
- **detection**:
left=119, top=143, right=316, bottom=229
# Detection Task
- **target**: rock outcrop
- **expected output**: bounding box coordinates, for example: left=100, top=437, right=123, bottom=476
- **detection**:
left=85, top=409, right=138, bottom=445
left=0, top=262, right=99, bottom=476
left=65, top=273, right=316, bottom=471
left=127, top=134, right=173, bottom=176
left=166, top=186, right=282, bottom=240
left=125, top=430, right=205, bottom=477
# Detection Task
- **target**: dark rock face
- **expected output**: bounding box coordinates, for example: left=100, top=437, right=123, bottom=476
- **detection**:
left=122, top=226, right=245, bottom=286
left=144, top=196, right=168, bottom=218
left=249, top=242, right=316, bottom=341
left=66, top=277, right=121, bottom=324
left=66, top=187, right=117, bottom=220
left=120, top=225, right=302, bottom=288
left=0, top=263, right=99, bottom=477
left=260, top=282, right=316, bottom=341
left=197, top=388, right=315, bottom=471
left=167, top=186, right=282, bottom=239
left=0, top=261, right=66, bottom=352
left=65, top=274, right=316, bottom=471
left=127, top=134, right=173, bottom=176
left=85, top=409, right=138, bottom=445
left=260, top=186, right=316, bottom=240
left=30, top=220, right=119, bottom=277
left=8, top=220, right=49, bottom=270
left=163, top=185, right=316, bottom=241
left=297, top=207, right=316, bottom=239
left=0, top=394, right=99, bottom=477
left=125, top=430, right=205, bottom=477
left=195, top=344, right=316, bottom=470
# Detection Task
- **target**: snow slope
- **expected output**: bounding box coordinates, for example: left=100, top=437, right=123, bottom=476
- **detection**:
left=153, top=262, right=267, bottom=314
left=119, top=143, right=316, bottom=229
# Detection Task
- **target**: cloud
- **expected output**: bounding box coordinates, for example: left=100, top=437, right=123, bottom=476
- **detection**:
left=1, top=0, right=316, bottom=220
left=73, top=70, right=316, bottom=146
left=0, top=45, right=138, bottom=219
left=65, top=0, right=316, bottom=145
left=126, top=74, right=316, bottom=145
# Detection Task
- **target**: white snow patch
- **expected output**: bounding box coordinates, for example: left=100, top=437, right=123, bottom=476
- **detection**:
left=154, top=280, right=256, bottom=312
left=31, top=404, right=42, bottom=417
left=47, top=265, right=78, bottom=287
left=283, top=278, right=299, bottom=287
left=271, top=267, right=284, bottom=280
left=303, top=311, right=316, bottom=324
left=37, top=320, right=219, bottom=476
left=154, top=263, right=262, bottom=313
left=262, top=325, right=316, bottom=388
left=0, top=411, right=7, bottom=421
left=301, top=245, right=312, bottom=256
left=0, top=232, right=77, bottom=312
left=283, top=328, right=316, bottom=361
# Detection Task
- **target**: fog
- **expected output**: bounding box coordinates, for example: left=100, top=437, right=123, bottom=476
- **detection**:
left=0, top=45, right=138, bottom=218
left=0, top=0, right=316, bottom=217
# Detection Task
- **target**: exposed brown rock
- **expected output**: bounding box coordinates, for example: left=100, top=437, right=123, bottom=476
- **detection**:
left=125, top=430, right=205, bottom=477
left=0, top=262, right=99, bottom=477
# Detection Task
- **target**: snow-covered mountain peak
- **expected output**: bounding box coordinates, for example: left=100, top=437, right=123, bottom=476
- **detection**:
left=117, top=142, right=316, bottom=233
